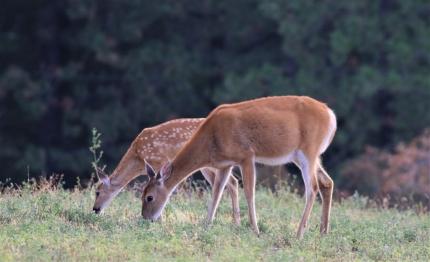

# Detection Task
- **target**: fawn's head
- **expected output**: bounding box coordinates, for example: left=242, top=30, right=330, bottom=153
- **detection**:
left=92, top=167, right=119, bottom=214
left=141, top=160, right=173, bottom=221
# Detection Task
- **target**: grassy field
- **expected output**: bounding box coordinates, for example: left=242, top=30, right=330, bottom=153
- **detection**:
left=0, top=183, right=429, bottom=261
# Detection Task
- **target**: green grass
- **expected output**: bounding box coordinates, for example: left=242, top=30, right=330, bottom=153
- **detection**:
left=0, top=185, right=429, bottom=261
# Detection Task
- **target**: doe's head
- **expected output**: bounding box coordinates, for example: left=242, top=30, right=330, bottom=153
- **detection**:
left=141, top=160, right=173, bottom=221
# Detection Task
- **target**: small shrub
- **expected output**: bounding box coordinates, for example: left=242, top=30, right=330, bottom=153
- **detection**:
left=340, top=129, right=430, bottom=209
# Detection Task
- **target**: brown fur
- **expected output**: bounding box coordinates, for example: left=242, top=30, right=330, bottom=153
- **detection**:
left=141, top=96, right=336, bottom=238
left=93, top=118, right=240, bottom=224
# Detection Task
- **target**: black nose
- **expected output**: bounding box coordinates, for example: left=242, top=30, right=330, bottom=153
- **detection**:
left=93, top=207, right=101, bottom=214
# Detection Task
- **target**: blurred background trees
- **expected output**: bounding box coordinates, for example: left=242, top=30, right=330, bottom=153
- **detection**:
left=1, top=0, right=429, bottom=198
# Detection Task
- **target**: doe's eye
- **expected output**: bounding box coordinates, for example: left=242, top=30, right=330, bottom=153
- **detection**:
left=96, top=192, right=100, bottom=197
left=146, top=196, right=153, bottom=202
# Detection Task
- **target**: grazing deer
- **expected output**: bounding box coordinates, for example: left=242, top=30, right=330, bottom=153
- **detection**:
left=141, top=96, right=337, bottom=238
left=92, top=118, right=240, bottom=225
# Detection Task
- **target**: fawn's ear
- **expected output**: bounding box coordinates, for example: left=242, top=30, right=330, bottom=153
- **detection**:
left=159, top=161, right=173, bottom=181
left=96, top=167, right=110, bottom=185
left=144, top=159, right=156, bottom=178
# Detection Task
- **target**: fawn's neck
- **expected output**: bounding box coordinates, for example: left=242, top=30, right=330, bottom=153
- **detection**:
left=109, top=148, right=144, bottom=189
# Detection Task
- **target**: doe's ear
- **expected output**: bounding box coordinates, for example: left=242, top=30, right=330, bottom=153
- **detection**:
left=159, top=162, right=173, bottom=180
left=144, top=159, right=156, bottom=178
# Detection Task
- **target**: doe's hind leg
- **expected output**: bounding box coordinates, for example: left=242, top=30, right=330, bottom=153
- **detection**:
left=295, top=151, right=319, bottom=239
left=317, top=162, right=334, bottom=234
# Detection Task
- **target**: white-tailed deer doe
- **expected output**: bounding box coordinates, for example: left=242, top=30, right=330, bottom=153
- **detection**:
left=142, top=96, right=337, bottom=238
left=92, top=118, right=240, bottom=224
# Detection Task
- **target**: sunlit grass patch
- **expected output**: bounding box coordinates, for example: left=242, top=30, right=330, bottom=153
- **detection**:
left=0, top=183, right=428, bottom=261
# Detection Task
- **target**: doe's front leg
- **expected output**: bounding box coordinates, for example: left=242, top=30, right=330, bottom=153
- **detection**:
left=240, top=157, right=259, bottom=235
left=205, top=167, right=233, bottom=224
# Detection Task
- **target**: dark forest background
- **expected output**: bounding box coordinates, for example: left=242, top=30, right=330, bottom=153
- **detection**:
left=1, top=0, right=429, bottom=198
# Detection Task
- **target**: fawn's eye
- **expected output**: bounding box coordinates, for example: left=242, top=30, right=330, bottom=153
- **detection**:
left=96, top=192, right=100, bottom=197
left=146, top=196, right=153, bottom=202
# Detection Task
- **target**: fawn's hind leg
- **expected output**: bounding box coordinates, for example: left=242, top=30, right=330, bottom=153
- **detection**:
left=226, top=175, right=241, bottom=225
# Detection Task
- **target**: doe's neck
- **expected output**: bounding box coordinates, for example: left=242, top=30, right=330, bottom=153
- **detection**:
left=163, top=136, right=209, bottom=191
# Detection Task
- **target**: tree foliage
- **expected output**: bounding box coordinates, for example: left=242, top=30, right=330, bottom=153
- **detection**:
left=1, top=0, right=429, bottom=188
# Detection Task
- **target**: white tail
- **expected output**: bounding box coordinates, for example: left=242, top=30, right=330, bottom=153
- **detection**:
left=141, top=96, right=336, bottom=238
left=92, top=118, right=240, bottom=224
left=319, top=108, right=337, bottom=154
